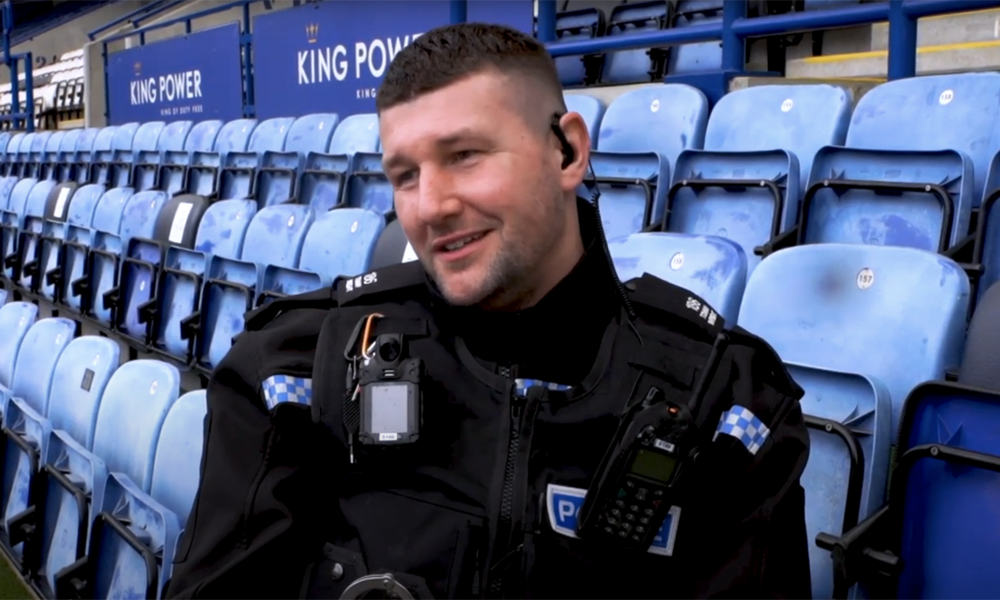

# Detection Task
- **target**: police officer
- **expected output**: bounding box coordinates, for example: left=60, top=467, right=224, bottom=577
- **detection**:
left=166, top=23, right=811, bottom=600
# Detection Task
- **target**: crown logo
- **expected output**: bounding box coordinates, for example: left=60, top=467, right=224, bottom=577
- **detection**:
left=306, top=23, right=319, bottom=43
left=133, top=61, right=141, bottom=76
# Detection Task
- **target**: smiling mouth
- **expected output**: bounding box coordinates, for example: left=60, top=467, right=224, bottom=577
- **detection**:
left=442, top=232, right=486, bottom=252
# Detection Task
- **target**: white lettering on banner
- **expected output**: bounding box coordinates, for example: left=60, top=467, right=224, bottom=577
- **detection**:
left=129, top=70, right=203, bottom=106
left=297, top=33, right=423, bottom=86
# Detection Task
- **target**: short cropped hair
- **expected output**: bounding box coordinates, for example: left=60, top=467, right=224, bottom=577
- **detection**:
left=376, top=22, right=565, bottom=115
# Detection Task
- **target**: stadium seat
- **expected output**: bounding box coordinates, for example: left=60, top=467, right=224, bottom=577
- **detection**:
left=802, top=73, right=1000, bottom=256
left=0, top=302, right=39, bottom=398
left=11, top=178, right=58, bottom=291
left=25, top=131, right=53, bottom=179
left=51, top=128, right=82, bottom=182
left=111, top=194, right=208, bottom=346
left=256, top=113, right=338, bottom=207
left=188, top=118, right=258, bottom=199
left=219, top=116, right=293, bottom=202
left=194, top=204, right=314, bottom=370
left=36, top=183, right=105, bottom=303
left=158, top=119, right=223, bottom=197
left=40, top=130, right=66, bottom=180
left=563, top=93, right=605, bottom=146
left=102, top=123, right=142, bottom=189
left=608, top=231, right=747, bottom=324
left=58, top=186, right=127, bottom=314
left=590, top=84, right=708, bottom=242
left=1, top=178, right=51, bottom=283
left=133, top=120, right=191, bottom=192
left=667, top=0, right=724, bottom=74
left=370, top=218, right=417, bottom=269
left=0, top=317, right=75, bottom=565
left=601, top=1, right=671, bottom=84
left=737, top=243, right=969, bottom=600
left=299, top=114, right=381, bottom=211
left=147, top=199, right=258, bottom=363
left=86, top=126, right=121, bottom=187
left=81, top=389, right=206, bottom=599
left=34, top=360, right=179, bottom=599
left=261, top=207, right=384, bottom=302
left=554, top=8, right=605, bottom=87
left=667, top=84, right=852, bottom=274
left=68, top=127, right=99, bottom=185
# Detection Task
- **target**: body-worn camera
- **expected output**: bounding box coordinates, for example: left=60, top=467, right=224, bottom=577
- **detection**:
left=357, top=333, right=423, bottom=446
left=576, top=387, right=699, bottom=550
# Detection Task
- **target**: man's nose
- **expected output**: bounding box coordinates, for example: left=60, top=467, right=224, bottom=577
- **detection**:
left=416, top=167, right=462, bottom=225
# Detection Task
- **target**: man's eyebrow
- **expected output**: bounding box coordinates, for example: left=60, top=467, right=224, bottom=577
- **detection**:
left=384, top=129, right=492, bottom=171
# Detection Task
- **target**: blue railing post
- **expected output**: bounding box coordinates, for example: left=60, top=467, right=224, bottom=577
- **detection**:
left=537, top=0, right=558, bottom=43
left=22, top=51, right=32, bottom=132
left=242, top=2, right=255, bottom=118
left=450, top=0, right=467, bottom=24
left=721, top=0, right=746, bottom=72
left=888, top=0, right=918, bottom=80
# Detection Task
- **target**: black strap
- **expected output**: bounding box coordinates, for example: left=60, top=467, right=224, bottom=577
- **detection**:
left=626, top=273, right=725, bottom=340
left=243, top=286, right=337, bottom=332
left=336, top=260, right=428, bottom=307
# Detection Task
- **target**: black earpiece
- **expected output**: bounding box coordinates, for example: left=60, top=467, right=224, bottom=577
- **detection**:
left=551, top=113, right=576, bottom=169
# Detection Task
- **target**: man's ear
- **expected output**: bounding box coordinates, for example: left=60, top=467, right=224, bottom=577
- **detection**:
left=556, top=111, right=591, bottom=193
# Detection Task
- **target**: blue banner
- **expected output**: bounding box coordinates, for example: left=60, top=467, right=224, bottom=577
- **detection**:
left=106, top=21, right=244, bottom=125
left=252, top=0, right=536, bottom=119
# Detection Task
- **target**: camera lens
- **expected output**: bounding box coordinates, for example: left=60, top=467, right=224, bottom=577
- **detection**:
left=379, top=338, right=401, bottom=362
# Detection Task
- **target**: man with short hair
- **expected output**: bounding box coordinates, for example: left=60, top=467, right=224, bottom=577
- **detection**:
left=167, top=23, right=811, bottom=600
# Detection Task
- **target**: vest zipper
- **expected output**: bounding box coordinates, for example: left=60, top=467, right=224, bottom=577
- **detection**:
left=489, top=365, right=523, bottom=598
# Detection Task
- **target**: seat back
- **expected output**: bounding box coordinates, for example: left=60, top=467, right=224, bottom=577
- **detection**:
left=602, top=1, right=670, bottom=84
left=668, top=0, right=724, bottom=74
left=46, top=336, right=120, bottom=450
left=0, top=302, right=38, bottom=389
left=240, top=204, right=315, bottom=268
left=608, top=232, right=747, bottom=324
left=157, top=121, right=193, bottom=152
left=91, top=360, right=180, bottom=492
left=284, top=113, right=338, bottom=155
left=343, top=173, right=393, bottom=216
left=958, top=281, right=1000, bottom=388
left=184, top=120, right=223, bottom=152
left=738, top=243, right=970, bottom=437
left=192, top=199, right=257, bottom=261
left=247, top=117, right=294, bottom=154
left=564, top=93, right=606, bottom=147
left=554, top=9, right=605, bottom=87
left=9, top=317, right=76, bottom=416
left=149, top=389, right=207, bottom=524
left=328, top=113, right=380, bottom=155
left=214, top=118, right=257, bottom=154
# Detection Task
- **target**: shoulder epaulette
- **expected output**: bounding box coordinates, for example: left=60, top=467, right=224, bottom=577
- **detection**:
left=335, top=260, right=428, bottom=307
left=625, top=273, right=725, bottom=340
left=243, top=286, right=337, bottom=332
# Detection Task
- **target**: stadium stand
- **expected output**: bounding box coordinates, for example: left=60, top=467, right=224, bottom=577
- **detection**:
left=1, top=0, right=1000, bottom=598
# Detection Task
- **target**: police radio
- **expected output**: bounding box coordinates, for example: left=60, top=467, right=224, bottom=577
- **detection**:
left=576, top=334, right=727, bottom=551
left=356, top=333, right=423, bottom=446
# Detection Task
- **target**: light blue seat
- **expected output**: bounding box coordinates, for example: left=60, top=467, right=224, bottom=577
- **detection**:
left=53, top=128, right=83, bottom=182
left=40, top=131, right=67, bottom=180
left=133, top=120, right=191, bottom=192
left=343, top=166, right=393, bottom=217
left=0, top=289, right=6, bottom=306
left=669, top=84, right=852, bottom=275
left=114, top=121, right=164, bottom=190
left=197, top=204, right=315, bottom=370
left=69, top=128, right=100, bottom=184
left=158, top=119, right=223, bottom=196
left=261, top=208, right=384, bottom=301
left=114, top=195, right=209, bottom=345
left=219, top=117, right=294, bottom=202
left=0, top=132, right=11, bottom=171
left=608, top=231, right=747, bottom=324
left=188, top=118, right=258, bottom=198
left=257, top=113, right=339, bottom=208
left=600, top=1, right=670, bottom=84
left=667, top=0, right=723, bottom=75
left=804, top=73, right=1000, bottom=255
left=0, top=178, right=46, bottom=282
left=100, top=123, right=141, bottom=189
left=554, top=8, right=605, bottom=88
left=150, top=199, right=258, bottom=362
left=0, top=318, right=76, bottom=565
left=591, top=84, right=708, bottom=242
left=564, top=93, right=605, bottom=147
left=0, top=132, right=25, bottom=184
left=87, top=126, right=123, bottom=187
left=36, top=360, right=179, bottom=599
left=737, top=243, right=969, bottom=600
left=24, top=131, right=53, bottom=179
left=87, top=389, right=206, bottom=599
left=0, top=302, right=39, bottom=399
left=300, top=114, right=381, bottom=211
left=12, top=178, right=58, bottom=291
left=37, top=184, right=106, bottom=302
left=86, top=190, right=169, bottom=326
left=60, top=187, right=128, bottom=314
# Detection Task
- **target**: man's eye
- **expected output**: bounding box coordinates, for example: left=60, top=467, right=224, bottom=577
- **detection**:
left=393, top=170, right=417, bottom=188
left=452, top=150, right=478, bottom=163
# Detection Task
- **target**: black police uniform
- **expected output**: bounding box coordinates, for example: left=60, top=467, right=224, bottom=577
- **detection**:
left=166, top=197, right=812, bottom=600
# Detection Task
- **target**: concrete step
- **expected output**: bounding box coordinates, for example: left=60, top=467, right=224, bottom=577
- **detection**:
left=786, top=39, right=1000, bottom=79
left=871, top=8, right=1000, bottom=51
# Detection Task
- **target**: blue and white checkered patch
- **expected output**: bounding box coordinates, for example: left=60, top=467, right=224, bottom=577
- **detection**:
left=261, top=374, right=313, bottom=410
left=714, top=405, right=770, bottom=455
left=515, top=378, right=573, bottom=397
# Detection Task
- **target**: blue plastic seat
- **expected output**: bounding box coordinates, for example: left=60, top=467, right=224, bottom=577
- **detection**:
left=299, top=114, right=380, bottom=211
left=37, top=184, right=106, bottom=302
left=113, top=194, right=209, bottom=346
left=85, top=190, right=169, bottom=326
left=133, top=120, right=191, bottom=192
left=69, top=128, right=100, bottom=184
left=0, top=178, right=49, bottom=282
left=196, top=204, right=315, bottom=370
left=608, top=231, right=747, bottom=324
left=804, top=73, right=1000, bottom=255
left=219, top=117, right=294, bottom=202
left=0, top=132, right=25, bottom=182
left=12, top=178, right=58, bottom=291
left=591, top=84, right=708, bottom=242
left=667, top=0, right=723, bottom=75
left=188, top=118, right=258, bottom=198
left=257, top=113, right=338, bottom=207
left=0, top=317, right=76, bottom=565
left=342, top=167, right=393, bottom=216
left=85, top=389, right=206, bottom=599
left=40, top=131, right=67, bottom=180
left=36, top=360, right=179, bottom=600
left=149, top=199, right=258, bottom=362
left=87, top=126, right=122, bottom=187
left=737, top=243, right=969, bottom=600
left=25, top=131, right=53, bottom=179
left=157, top=119, right=222, bottom=197
left=262, top=207, right=384, bottom=301
left=60, top=187, right=128, bottom=314
left=669, top=84, right=852, bottom=275
left=554, top=8, right=605, bottom=87
left=564, top=93, right=605, bottom=147
left=100, top=123, right=142, bottom=189
left=601, top=1, right=671, bottom=84
left=0, top=302, right=39, bottom=397
left=53, top=128, right=84, bottom=182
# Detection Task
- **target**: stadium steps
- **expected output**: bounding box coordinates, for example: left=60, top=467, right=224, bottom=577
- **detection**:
left=788, top=7, right=1000, bottom=79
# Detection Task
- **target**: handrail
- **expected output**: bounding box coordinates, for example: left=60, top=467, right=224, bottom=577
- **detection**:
left=99, top=0, right=261, bottom=47
left=87, top=0, right=172, bottom=41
